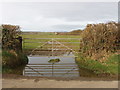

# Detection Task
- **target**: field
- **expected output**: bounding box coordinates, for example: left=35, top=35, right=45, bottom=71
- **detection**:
left=22, top=32, right=81, bottom=52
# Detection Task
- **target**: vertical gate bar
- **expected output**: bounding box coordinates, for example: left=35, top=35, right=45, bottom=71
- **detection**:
left=52, top=38, right=53, bottom=56
left=52, top=63, right=54, bottom=76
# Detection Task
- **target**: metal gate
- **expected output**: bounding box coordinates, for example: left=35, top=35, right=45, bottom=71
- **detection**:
left=24, top=63, right=79, bottom=77
left=23, top=38, right=80, bottom=77
left=23, top=38, right=80, bottom=57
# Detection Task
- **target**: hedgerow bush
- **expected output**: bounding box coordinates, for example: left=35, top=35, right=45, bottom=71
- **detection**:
left=2, top=24, right=28, bottom=74
left=79, top=22, right=119, bottom=62
left=2, top=24, right=21, bottom=51
left=2, top=50, right=28, bottom=69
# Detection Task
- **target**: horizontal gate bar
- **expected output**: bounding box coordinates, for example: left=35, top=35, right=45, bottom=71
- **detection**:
left=25, top=72, right=79, bottom=74
left=28, top=56, right=78, bottom=57
left=24, top=49, right=79, bottom=51
left=27, top=63, right=77, bottom=65
left=23, top=38, right=81, bottom=40
left=26, top=65, right=77, bottom=67
left=24, top=42, right=80, bottom=43
left=25, top=67, right=78, bottom=69
left=25, top=70, right=79, bottom=72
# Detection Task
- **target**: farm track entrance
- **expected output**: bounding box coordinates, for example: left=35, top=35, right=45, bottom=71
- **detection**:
left=23, top=38, right=80, bottom=77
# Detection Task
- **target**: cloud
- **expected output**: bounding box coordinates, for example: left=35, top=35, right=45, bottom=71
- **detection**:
left=2, top=2, right=118, bottom=32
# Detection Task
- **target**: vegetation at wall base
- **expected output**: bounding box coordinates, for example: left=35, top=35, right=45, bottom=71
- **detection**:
left=2, top=65, right=26, bottom=75
left=2, top=50, right=28, bottom=74
left=76, top=52, right=119, bottom=77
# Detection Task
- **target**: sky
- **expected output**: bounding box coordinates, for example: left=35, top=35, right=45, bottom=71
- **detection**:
left=2, top=2, right=118, bottom=32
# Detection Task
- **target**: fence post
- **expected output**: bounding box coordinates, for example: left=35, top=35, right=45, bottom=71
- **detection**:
left=16, top=36, right=22, bottom=51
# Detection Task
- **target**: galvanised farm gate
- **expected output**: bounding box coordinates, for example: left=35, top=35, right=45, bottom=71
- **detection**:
left=23, top=38, right=81, bottom=77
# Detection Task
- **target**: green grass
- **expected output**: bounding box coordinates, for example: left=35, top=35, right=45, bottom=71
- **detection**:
left=22, top=33, right=81, bottom=38
left=22, top=33, right=81, bottom=51
left=76, top=54, right=119, bottom=75
left=106, top=54, right=120, bottom=74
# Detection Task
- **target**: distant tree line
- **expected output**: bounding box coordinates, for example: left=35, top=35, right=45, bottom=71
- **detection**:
left=56, top=30, right=83, bottom=35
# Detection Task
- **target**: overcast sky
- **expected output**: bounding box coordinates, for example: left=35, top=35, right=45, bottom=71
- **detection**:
left=2, top=2, right=118, bottom=32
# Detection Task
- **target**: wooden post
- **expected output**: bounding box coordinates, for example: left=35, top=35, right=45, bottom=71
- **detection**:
left=22, top=38, right=24, bottom=51
left=19, top=36, right=22, bottom=51
left=16, top=36, right=22, bottom=51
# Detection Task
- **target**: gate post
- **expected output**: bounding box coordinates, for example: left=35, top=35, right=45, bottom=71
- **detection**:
left=16, top=36, right=22, bottom=51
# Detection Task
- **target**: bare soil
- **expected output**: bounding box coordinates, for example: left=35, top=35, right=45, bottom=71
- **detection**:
left=2, top=74, right=119, bottom=88
left=2, top=74, right=118, bottom=81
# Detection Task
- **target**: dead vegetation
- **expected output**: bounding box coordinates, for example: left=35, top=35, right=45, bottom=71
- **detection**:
left=79, top=22, right=119, bottom=62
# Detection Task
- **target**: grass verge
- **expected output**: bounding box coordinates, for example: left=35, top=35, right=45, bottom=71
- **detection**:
left=75, top=54, right=119, bottom=77
left=2, top=50, right=28, bottom=75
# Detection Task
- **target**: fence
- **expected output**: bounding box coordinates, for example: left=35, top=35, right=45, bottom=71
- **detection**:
left=23, top=38, right=81, bottom=57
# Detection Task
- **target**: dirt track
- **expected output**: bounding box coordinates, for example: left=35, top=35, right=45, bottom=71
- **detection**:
left=2, top=74, right=119, bottom=88
left=2, top=79, right=118, bottom=88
